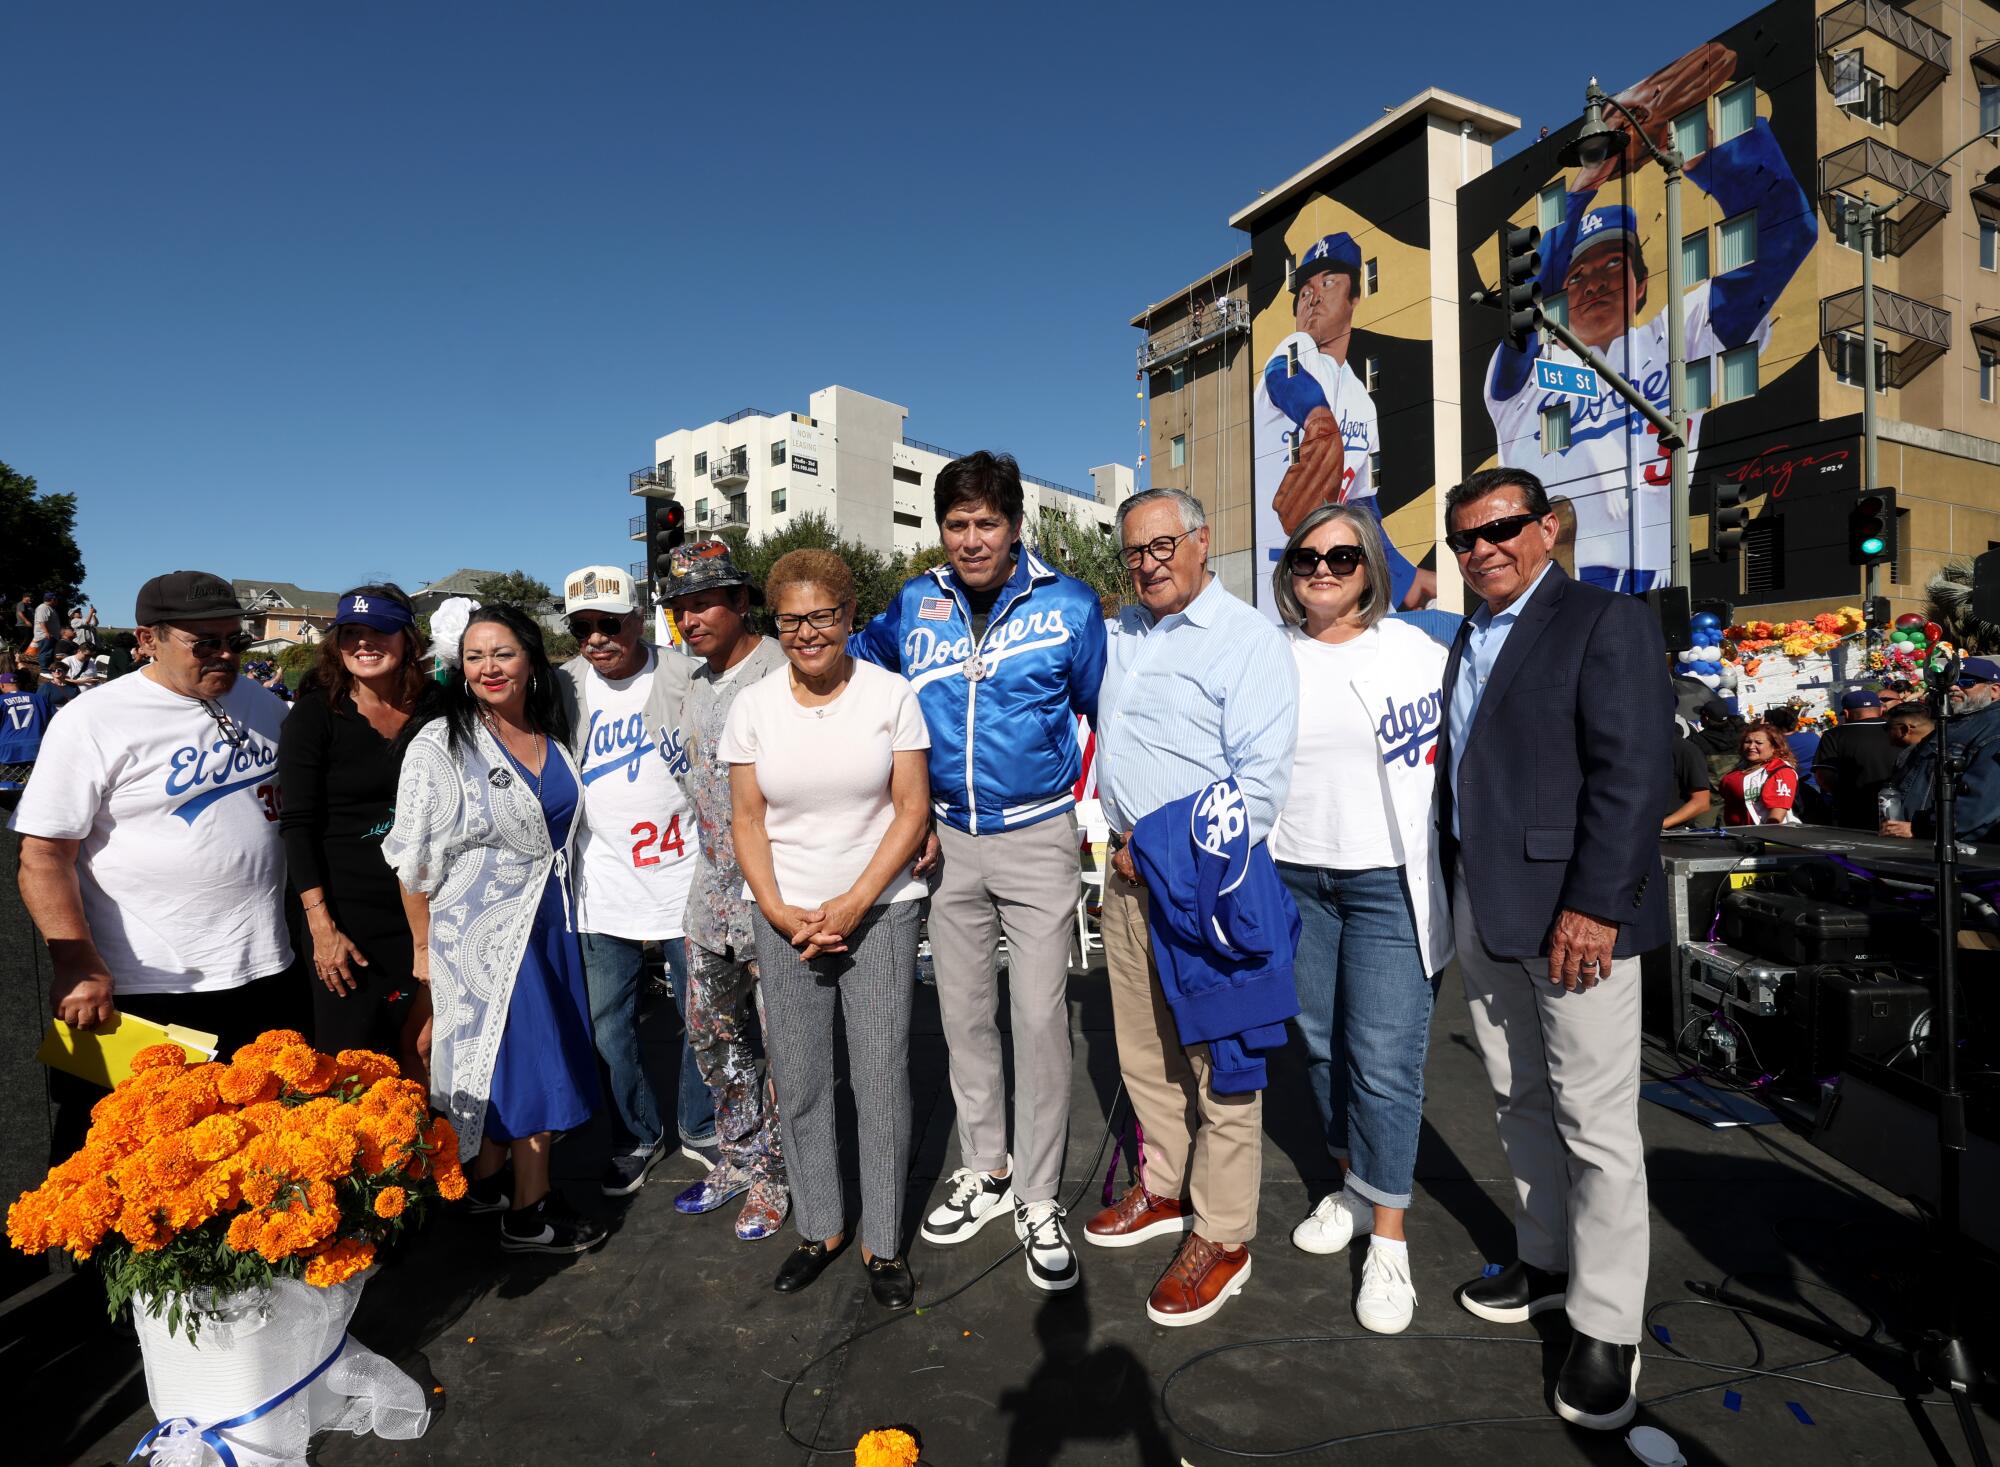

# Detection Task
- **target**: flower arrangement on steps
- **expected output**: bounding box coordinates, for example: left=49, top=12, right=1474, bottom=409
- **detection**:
left=7, top=1030, right=462, bottom=1466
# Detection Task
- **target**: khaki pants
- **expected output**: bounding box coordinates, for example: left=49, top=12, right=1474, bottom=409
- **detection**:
left=1100, top=869, right=1261, bottom=1245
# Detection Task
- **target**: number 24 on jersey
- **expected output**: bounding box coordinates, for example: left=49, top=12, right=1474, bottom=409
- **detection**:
left=630, top=815, right=686, bottom=868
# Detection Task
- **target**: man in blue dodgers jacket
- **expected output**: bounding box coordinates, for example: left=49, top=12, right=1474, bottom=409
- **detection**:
left=1436, top=467, right=1671, bottom=1432
left=852, top=451, right=1107, bottom=1293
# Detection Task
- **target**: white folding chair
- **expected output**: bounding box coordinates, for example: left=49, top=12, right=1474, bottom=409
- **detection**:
left=1074, top=797, right=1111, bottom=965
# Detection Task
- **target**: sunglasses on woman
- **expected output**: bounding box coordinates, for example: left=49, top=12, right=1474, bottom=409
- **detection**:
left=1286, top=545, right=1365, bottom=578
left=1444, top=512, right=1543, bottom=555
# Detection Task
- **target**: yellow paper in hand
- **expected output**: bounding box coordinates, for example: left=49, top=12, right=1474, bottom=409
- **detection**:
left=36, top=1014, right=220, bottom=1089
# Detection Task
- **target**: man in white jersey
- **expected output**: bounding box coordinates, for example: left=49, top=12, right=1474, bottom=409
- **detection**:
left=1483, top=57, right=1814, bottom=593
left=555, top=565, right=713, bottom=1199
left=1253, top=231, right=1433, bottom=611
left=12, top=571, right=298, bottom=1156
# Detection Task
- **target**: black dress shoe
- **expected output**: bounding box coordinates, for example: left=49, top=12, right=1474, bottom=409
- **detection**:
left=1455, top=1260, right=1569, bottom=1325
left=866, top=1254, right=916, bottom=1310
left=773, top=1238, right=846, bottom=1294
left=1554, top=1331, right=1639, bottom=1430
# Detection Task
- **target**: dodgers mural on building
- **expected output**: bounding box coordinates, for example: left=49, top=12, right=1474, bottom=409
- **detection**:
left=1482, top=41, right=1816, bottom=593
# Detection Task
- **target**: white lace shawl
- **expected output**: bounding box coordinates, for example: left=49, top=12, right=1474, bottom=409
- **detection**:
left=382, top=718, right=582, bottom=1160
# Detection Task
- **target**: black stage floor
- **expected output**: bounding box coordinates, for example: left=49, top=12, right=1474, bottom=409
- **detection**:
left=14, top=963, right=1999, bottom=1467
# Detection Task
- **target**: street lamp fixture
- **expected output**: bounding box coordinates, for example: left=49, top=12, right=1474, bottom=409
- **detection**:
left=1559, top=85, right=1626, bottom=172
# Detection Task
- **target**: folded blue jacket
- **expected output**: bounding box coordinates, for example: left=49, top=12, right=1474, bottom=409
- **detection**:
left=1131, top=777, right=1301, bottom=1094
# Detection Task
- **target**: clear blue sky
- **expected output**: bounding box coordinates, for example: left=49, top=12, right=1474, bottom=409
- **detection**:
left=3, top=1, right=1746, bottom=619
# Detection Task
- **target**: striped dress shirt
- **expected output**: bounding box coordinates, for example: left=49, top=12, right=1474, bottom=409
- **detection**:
left=1097, top=576, right=1299, bottom=842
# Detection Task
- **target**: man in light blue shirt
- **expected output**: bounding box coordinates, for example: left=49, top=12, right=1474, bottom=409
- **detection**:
left=1446, top=559, right=1555, bottom=837
left=1086, top=487, right=1297, bottom=1330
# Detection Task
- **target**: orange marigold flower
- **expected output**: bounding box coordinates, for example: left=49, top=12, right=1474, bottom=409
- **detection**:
left=130, top=1044, right=189, bottom=1073
left=373, top=1186, right=407, bottom=1219
left=217, top=1063, right=281, bottom=1106
left=187, top=1114, right=251, bottom=1164
left=303, top=1237, right=376, bottom=1287
left=335, top=1049, right=400, bottom=1086
left=269, top=1044, right=338, bottom=1096
left=435, top=1167, right=467, bottom=1201
left=226, top=1212, right=261, bottom=1252
left=255, top=1029, right=310, bottom=1051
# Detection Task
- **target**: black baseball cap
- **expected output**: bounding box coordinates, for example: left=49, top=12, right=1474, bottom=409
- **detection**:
left=134, top=571, right=244, bottom=626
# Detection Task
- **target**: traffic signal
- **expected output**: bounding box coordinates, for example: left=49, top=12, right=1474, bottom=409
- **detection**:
left=1847, top=489, right=1897, bottom=566
left=1711, top=481, right=1748, bottom=560
left=1864, top=596, right=1891, bottom=630
left=646, top=497, right=686, bottom=583
left=1501, top=224, right=1542, bottom=352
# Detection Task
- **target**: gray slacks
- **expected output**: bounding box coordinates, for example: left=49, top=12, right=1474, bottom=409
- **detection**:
left=928, top=814, right=1080, bottom=1205
left=1452, top=862, right=1648, bottom=1344
left=752, top=899, right=921, bottom=1259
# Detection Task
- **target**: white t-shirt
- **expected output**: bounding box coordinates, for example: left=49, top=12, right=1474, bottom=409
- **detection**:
left=8, top=671, right=293, bottom=994
left=717, top=659, right=931, bottom=909
left=1267, top=626, right=1400, bottom=871
left=573, top=648, right=696, bottom=941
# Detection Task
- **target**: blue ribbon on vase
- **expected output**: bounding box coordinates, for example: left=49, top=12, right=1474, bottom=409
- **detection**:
left=130, top=1336, right=348, bottom=1467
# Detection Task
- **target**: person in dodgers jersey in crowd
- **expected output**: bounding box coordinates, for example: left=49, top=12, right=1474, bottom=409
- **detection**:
left=1, top=660, right=61, bottom=801
left=1483, top=42, right=1814, bottom=593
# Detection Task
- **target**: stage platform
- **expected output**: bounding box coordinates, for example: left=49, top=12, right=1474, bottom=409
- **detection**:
left=13, top=962, right=1998, bottom=1467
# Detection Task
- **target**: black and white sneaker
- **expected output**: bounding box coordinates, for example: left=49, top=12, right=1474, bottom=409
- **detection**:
left=1015, top=1200, right=1079, bottom=1292
left=920, top=1163, right=1016, bottom=1245
left=1455, top=1260, right=1568, bottom=1325
left=599, top=1138, right=668, bottom=1198
left=680, top=1137, right=720, bottom=1173
left=465, top=1168, right=512, bottom=1215
left=499, top=1194, right=608, bottom=1255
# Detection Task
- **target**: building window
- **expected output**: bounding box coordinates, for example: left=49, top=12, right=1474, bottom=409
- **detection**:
left=695, top=497, right=710, bottom=523
left=1835, top=55, right=1885, bottom=126
left=1833, top=195, right=1887, bottom=258
left=1537, top=184, right=1566, bottom=233
left=893, top=510, right=922, bottom=529
left=1717, top=210, right=1758, bottom=272
left=1170, top=362, right=1186, bottom=392
left=1685, top=356, right=1712, bottom=411
left=1834, top=331, right=1888, bottom=391
left=1543, top=291, right=1568, bottom=329
left=891, top=464, right=923, bottom=484
left=1981, top=350, right=1996, bottom=403
left=1715, top=81, right=1756, bottom=144
left=727, top=493, right=746, bottom=524
left=1367, top=451, right=1382, bottom=487
left=1541, top=404, right=1571, bottom=454
left=694, top=452, right=707, bottom=476
left=771, top=440, right=786, bottom=465
left=1983, top=84, right=2000, bottom=135
left=1170, top=434, right=1186, bottom=468
left=1720, top=343, right=1759, bottom=401
left=1983, top=219, right=1999, bottom=271
left=771, top=487, right=787, bottom=513
left=1364, top=355, right=1381, bottom=391
left=1363, top=258, right=1379, bottom=296
left=1743, top=516, right=1786, bottom=594
left=1682, top=231, right=1710, bottom=284
left=1671, top=106, right=1707, bottom=160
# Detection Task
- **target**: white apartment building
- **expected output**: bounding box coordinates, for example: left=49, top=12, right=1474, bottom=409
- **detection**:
left=628, top=385, right=1132, bottom=579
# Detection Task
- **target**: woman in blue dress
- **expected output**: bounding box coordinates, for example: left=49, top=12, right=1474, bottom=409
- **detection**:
left=386, top=602, right=605, bottom=1254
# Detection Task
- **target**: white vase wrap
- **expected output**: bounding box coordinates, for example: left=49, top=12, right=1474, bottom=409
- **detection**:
left=131, top=1272, right=430, bottom=1467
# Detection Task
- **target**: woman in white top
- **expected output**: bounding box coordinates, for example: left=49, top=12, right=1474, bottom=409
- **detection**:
left=1267, top=504, right=1453, bottom=1336
left=720, top=549, right=932, bottom=1310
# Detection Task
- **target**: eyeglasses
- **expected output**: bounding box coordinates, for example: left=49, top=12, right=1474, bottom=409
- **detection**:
left=566, top=615, right=629, bottom=639
left=166, top=628, right=254, bottom=657
left=1286, top=545, right=1365, bottom=578
left=773, top=605, right=846, bottom=635
left=1444, top=513, right=1543, bottom=556
left=1119, top=529, right=1198, bottom=570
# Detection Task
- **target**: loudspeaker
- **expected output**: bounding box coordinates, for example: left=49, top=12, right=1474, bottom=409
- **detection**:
left=1974, top=546, right=2000, bottom=627
left=1812, top=1058, right=2000, bottom=1253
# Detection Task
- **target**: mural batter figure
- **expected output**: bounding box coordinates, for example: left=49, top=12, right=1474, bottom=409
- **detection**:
left=1484, top=42, right=1815, bottom=592
left=1254, top=232, right=1435, bottom=610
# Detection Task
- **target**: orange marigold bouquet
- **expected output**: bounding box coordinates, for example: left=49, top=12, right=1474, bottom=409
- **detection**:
left=7, top=1030, right=462, bottom=1340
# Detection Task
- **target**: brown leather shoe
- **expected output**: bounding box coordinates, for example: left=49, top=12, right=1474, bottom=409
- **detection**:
left=1084, top=1186, right=1195, bottom=1249
left=1146, top=1233, right=1251, bottom=1327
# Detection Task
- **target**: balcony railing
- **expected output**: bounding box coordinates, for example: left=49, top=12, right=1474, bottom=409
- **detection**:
left=710, top=453, right=749, bottom=487
left=719, top=407, right=778, bottom=425
left=629, top=560, right=649, bottom=585
left=629, top=514, right=646, bottom=541
left=1820, top=139, right=1951, bottom=254
left=1820, top=286, right=1951, bottom=387
left=1136, top=295, right=1250, bottom=373
left=1818, top=0, right=1951, bottom=124
left=629, top=463, right=674, bottom=496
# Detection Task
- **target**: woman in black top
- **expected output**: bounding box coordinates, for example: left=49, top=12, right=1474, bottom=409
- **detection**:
left=278, top=583, right=438, bottom=1058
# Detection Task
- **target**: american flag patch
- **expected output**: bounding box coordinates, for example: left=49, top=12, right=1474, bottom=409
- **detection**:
left=918, top=597, right=954, bottom=621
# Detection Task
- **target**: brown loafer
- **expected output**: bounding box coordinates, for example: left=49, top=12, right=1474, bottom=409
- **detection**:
left=1084, top=1186, right=1194, bottom=1249
left=1145, top=1233, right=1250, bottom=1327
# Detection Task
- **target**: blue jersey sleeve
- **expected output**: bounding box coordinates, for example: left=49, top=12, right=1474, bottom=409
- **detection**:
left=1687, top=118, right=1816, bottom=349
left=1068, top=589, right=1108, bottom=724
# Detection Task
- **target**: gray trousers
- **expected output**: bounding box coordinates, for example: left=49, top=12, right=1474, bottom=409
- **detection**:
left=1452, top=863, right=1649, bottom=1345
left=929, top=814, right=1080, bottom=1205
left=752, top=899, right=921, bottom=1259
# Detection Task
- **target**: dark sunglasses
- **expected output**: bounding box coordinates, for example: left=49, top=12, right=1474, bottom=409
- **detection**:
left=1286, top=545, right=1365, bottom=578
left=167, top=628, right=254, bottom=657
left=567, top=614, right=630, bottom=638
left=1444, top=512, right=1543, bottom=555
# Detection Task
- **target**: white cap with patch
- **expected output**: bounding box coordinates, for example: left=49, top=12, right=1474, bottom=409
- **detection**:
left=563, top=565, right=637, bottom=616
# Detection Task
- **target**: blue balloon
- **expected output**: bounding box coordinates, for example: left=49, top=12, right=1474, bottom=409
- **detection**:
left=1691, top=612, right=1722, bottom=631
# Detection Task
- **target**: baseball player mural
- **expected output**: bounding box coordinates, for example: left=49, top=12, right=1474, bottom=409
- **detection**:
left=1485, top=43, right=1815, bottom=592
left=1253, top=233, right=1435, bottom=611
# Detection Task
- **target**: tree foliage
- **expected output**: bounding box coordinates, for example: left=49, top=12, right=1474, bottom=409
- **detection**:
left=724, top=513, right=908, bottom=626
left=1, top=461, right=86, bottom=605
left=1028, top=507, right=1129, bottom=616
left=471, top=570, right=555, bottom=610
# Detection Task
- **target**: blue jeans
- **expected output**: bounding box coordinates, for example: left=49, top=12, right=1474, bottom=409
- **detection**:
left=579, top=932, right=715, bottom=1154
left=1276, top=862, right=1439, bottom=1210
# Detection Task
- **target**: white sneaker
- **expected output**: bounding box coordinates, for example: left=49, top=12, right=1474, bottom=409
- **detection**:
left=1291, top=1189, right=1371, bottom=1255
left=1014, top=1200, right=1079, bottom=1292
left=920, top=1162, right=1016, bottom=1245
left=1355, top=1244, right=1416, bottom=1334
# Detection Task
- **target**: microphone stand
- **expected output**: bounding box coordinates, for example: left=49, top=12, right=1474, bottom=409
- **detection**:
left=1691, top=648, right=1989, bottom=1465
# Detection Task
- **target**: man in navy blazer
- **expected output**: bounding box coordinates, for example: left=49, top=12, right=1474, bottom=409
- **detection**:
left=1433, top=466, right=1670, bottom=1432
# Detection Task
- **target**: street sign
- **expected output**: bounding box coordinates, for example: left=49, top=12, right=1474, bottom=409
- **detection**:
left=1535, top=359, right=1600, bottom=399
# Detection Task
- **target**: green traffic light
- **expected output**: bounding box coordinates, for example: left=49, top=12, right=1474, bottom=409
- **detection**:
left=1861, top=535, right=1885, bottom=556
